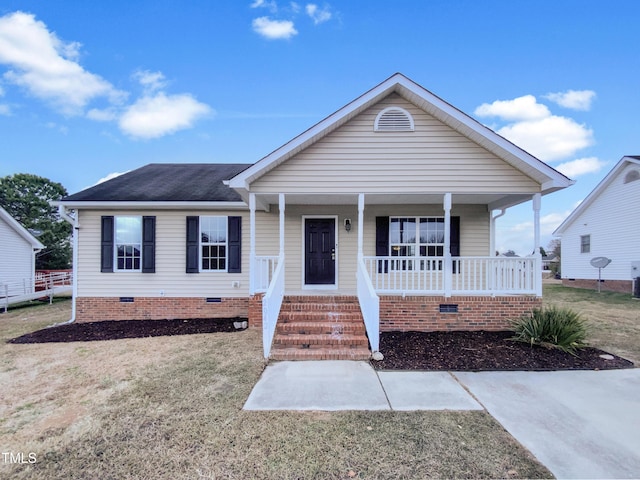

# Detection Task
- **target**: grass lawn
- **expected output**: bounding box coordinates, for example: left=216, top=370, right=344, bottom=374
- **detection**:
left=0, top=298, right=553, bottom=479
left=543, top=283, right=640, bottom=365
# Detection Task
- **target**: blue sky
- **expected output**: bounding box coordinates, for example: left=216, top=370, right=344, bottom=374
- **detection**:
left=1, top=1, right=638, bottom=255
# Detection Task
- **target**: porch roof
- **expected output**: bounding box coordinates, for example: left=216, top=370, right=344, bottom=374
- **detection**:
left=228, top=73, right=574, bottom=200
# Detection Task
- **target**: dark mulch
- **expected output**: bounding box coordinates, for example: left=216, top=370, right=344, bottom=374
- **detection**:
left=7, top=317, right=248, bottom=344
left=372, top=331, right=635, bottom=371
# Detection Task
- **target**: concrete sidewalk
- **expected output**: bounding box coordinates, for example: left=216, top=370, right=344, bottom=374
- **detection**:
left=243, top=360, right=481, bottom=411
left=244, top=361, right=640, bottom=479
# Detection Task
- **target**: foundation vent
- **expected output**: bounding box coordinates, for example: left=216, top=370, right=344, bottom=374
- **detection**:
left=439, top=304, right=458, bottom=313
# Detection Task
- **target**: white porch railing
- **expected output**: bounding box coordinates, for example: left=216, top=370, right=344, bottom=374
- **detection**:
left=253, top=255, right=280, bottom=293
left=364, top=256, right=540, bottom=296
left=356, top=257, right=380, bottom=353
left=261, top=255, right=285, bottom=358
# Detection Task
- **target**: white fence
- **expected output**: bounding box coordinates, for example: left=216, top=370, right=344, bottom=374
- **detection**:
left=253, top=256, right=279, bottom=293
left=261, top=255, right=285, bottom=358
left=364, top=256, right=540, bottom=296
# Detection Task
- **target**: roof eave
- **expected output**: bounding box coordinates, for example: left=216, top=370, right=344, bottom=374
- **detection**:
left=53, top=200, right=249, bottom=210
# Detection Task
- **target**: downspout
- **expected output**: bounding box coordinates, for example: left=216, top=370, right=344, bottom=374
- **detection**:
left=490, top=208, right=507, bottom=256
left=54, top=204, right=78, bottom=326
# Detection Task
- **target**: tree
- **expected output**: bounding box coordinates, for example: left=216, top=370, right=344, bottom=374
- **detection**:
left=0, top=173, right=72, bottom=269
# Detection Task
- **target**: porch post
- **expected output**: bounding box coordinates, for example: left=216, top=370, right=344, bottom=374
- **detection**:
left=357, top=193, right=364, bottom=260
left=279, top=193, right=285, bottom=256
left=249, top=193, right=256, bottom=294
left=443, top=193, right=452, bottom=297
left=533, top=193, right=542, bottom=296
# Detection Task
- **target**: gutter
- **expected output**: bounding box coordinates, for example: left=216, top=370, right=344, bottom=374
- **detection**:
left=52, top=204, right=79, bottom=326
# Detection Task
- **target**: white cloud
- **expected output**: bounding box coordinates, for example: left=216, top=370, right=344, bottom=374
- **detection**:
left=86, top=107, right=118, bottom=122
left=306, top=4, right=332, bottom=24
left=252, top=16, right=298, bottom=39
left=133, top=70, right=167, bottom=94
left=118, top=92, right=212, bottom=139
left=555, top=156, right=606, bottom=178
left=474, top=95, right=550, bottom=121
left=544, top=90, right=596, bottom=111
left=95, top=170, right=129, bottom=185
left=250, top=0, right=278, bottom=12
left=497, top=115, right=594, bottom=162
left=0, top=103, right=11, bottom=115
left=0, top=11, right=126, bottom=115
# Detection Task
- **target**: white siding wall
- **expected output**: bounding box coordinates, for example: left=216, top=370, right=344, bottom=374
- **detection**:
left=251, top=94, right=540, bottom=195
left=560, top=163, right=640, bottom=281
left=0, top=217, right=36, bottom=296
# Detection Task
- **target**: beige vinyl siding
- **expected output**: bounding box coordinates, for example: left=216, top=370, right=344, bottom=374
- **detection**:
left=0, top=217, right=37, bottom=295
left=256, top=203, right=489, bottom=291
left=251, top=94, right=541, bottom=194
left=77, top=210, right=256, bottom=298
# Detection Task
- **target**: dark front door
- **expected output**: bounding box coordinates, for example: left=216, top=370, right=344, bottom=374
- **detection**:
left=305, top=218, right=336, bottom=285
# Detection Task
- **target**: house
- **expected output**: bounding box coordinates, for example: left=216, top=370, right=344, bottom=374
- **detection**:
left=57, top=73, right=573, bottom=359
left=0, top=205, right=45, bottom=298
left=554, top=156, right=640, bottom=293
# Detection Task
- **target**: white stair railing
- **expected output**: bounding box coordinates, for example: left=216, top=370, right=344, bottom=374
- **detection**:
left=261, top=255, right=285, bottom=358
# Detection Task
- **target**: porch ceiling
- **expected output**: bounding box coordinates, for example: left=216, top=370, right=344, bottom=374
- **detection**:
left=255, top=192, right=532, bottom=209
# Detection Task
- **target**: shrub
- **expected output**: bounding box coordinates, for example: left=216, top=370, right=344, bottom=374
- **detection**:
left=510, top=306, right=589, bottom=355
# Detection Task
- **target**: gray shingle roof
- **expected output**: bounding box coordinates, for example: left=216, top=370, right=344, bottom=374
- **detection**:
left=63, top=163, right=251, bottom=202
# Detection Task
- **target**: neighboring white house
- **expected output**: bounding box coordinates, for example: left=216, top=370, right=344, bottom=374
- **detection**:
left=0, top=206, right=45, bottom=297
left=554, top=156, right=640, bottom=293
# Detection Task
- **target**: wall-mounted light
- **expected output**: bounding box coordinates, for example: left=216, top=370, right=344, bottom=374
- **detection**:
left=344, top=218, right=352, bottom=232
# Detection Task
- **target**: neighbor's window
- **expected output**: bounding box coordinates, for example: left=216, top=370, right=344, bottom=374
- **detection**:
left=580, top=235, right=591, bottom=253
left=200, top=216, right=227, bottom=271
left=115, top=216, right=142, bottom=271
left=390, top=217, right=444, bottom=270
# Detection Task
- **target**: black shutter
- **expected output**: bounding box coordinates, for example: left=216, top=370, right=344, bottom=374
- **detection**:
left=186, top=216, right=199, bottom=273
left=142, top=216, right=156, bottom=273
left=450, top=216, right=460, bottom=274
left=101, top=216, right=114, bottom=273
left=227, top=216, right=242, bottom=273
left=375, top=216, right=389, bottom=273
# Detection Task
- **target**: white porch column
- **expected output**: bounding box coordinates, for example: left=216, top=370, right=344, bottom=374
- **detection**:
left=443, top=193, right=452, bottom=297
left=279, top=193, right=285, bottom=256
left=249, top=193, right=256, bottom=294
left=532, top=192, right=542, bottom=296
left=357, top=193, right=365, bottom=260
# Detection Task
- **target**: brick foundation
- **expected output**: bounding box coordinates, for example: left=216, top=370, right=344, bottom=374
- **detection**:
left=248, top=293, right=264, bottom=329
left=379, top=295, right=542, bottom=332
left=562, top=278, right=633, bottom=294
left=75, top=296, right=248, bottom=322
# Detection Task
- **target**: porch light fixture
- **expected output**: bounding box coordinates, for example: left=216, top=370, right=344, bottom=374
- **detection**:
left=344, top=218, right=352, bottom=232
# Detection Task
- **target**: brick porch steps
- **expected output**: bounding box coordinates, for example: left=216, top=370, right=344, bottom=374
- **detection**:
left=270, top=295, right=371, bottom=361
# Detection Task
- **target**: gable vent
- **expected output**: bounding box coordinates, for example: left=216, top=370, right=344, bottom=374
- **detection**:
left=374, top=107, right=414, bottom=132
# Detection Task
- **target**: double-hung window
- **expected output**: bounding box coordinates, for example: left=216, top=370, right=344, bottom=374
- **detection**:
left=101, top=215, right=155, bottom=273
left=390, top=217, right=445, bottom=270
left=115, top=216, right=142, bottom=271
left=200, top=216, right=227, bottom=271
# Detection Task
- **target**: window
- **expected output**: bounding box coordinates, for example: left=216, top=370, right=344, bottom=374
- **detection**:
left=186, top=216, right=242, bottom=274
left=115, top=216, right=142, bottom=271
left=390, top=217, right=445, bottom=270
left=101, top=215, right=155, bottom=273
left=200, top=216, right=227, bottom=271
left=580, top=235, right=591, bottom=253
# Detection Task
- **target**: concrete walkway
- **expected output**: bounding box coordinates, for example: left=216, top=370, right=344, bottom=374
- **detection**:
left=244, top=361, right=640, bottom=479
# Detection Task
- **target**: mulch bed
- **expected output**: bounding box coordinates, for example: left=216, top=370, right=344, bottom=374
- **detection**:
left=371, top=330, right=635, bottom=371
left=7, top=317, right=247, bottom=344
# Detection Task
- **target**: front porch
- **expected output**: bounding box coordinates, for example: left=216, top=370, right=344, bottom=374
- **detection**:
left=248, top=192, right=544, bottom=359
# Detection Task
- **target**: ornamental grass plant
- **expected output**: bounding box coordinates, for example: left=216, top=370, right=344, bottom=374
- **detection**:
left=510, top=306, right=589, bottom=355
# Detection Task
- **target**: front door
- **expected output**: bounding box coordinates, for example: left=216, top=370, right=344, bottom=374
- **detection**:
left=305, top=218, right=336, bottom=285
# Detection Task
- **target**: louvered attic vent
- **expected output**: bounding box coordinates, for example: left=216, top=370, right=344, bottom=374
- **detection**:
left=374, top=107, right=414, bottom=132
